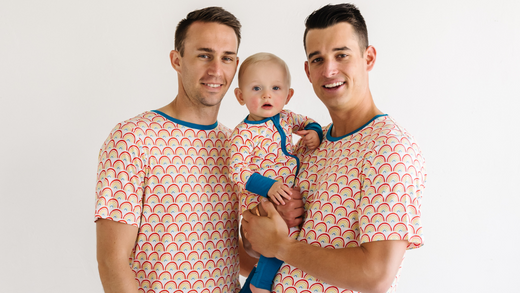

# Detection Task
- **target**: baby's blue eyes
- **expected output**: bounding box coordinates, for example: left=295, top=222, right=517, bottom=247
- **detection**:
left=252, top=86, right=281, bottom=91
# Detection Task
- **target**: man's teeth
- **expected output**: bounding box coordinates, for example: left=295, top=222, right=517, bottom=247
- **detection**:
left=206, top=83, right=220, bottom=88
left=324, top=82, right=344, bottom=88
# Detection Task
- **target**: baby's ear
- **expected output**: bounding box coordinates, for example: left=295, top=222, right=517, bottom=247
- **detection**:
left=234, top=88, right=245, bottom=105
left=285, top=88, right=295, bottom=104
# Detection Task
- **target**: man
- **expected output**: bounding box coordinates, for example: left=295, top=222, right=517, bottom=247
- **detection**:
left=242, top=3, right=427, bottom=293
left=94, top=7, right=246, bottom=293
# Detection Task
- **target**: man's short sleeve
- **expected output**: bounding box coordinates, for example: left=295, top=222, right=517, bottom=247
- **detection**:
left=94, top=121, right=147, bottom=227
left=358, top=136, right=427, bottom=249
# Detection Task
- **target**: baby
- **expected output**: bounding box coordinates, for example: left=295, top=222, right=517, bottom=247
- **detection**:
left=228, top=52, right=323, bottom=293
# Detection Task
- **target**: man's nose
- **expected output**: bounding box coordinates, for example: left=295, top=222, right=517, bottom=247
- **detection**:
left=208, top=60, right=222, bottom=76
left=322, top=60, right=339, bottom=78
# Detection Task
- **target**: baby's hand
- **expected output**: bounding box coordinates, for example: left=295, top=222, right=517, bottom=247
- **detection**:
left=296, top=130, right=321, bottom=150
left=267, top=181, right=293, bottom=205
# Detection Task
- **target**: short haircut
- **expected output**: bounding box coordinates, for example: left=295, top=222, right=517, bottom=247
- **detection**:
left=175, top=7, right=241, bottom=56
left=237, top=52, right=292, bottom=87
left=304, top=3, right=368, bottom=53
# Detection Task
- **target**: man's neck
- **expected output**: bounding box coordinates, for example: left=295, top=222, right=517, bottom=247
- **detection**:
left=328, top=94, right=383, bottom=138
left=156, top=97, right=220, bottom=126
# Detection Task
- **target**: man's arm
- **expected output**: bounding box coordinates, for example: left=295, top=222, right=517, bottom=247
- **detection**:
left=242, top=199, right=407, bottom=293
left=96, top=219, right=139, bottom=293
left=238, top=235, right=259, bottom=277
left=273, top=187, right=304, bottom=228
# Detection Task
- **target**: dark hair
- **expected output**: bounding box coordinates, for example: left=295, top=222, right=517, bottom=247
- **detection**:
left=304, top=3, right=368, bottom=53
left=175, top=7, right=241, bottom=56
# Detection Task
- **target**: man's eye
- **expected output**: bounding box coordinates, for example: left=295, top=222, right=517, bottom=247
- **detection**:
left=311, top=57, right=322, bottom=63
left=338, top=54, right=348, bottom=59
left=199, top=54, right=209, bottom=59
left=223, top=56, right=233, bottom=62
left=253, top=86, right=261, bottom=91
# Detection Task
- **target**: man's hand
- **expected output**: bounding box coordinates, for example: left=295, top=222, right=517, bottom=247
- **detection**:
left=240, top=224, right=261, bottom=259
left=241, top=198, right=291, bottom=258
left=295, top=130, right=321, bottom=150
left=274, top=187, right=304, bottom=228
left=267, top=181, right=292, bottom=205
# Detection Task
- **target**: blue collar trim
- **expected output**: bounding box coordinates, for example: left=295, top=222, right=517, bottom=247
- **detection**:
left=243, top=113, right=280, bottom=124
left=326, top=114, right=388, bottom=141
left=152, top=110, right=218, bottom=130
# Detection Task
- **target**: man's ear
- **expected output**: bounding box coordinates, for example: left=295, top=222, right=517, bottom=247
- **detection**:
left=285, top=88, right=295, bottom=105
left=304, top=61, right=312, bottom=83
left=365, top=45, right=377, bottom=72
left=234, top=88, right=245, bottom=105
left=170, top=50, right=182, bottom=73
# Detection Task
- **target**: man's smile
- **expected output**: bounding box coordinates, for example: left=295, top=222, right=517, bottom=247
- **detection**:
left=203, top=83, right=223, bottom=88
left=323, top=81, right=345, bottom=88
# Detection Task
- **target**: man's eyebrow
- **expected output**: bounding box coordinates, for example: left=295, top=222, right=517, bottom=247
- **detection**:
left=197, top=47, right=215, bottom=53
left=308, top=51, right=320, bottom=60
left=308, top=46, right=352, bottom=59
left=334, top=46, right=351, bottom=52
left=197, top=47, right=237, bottom=55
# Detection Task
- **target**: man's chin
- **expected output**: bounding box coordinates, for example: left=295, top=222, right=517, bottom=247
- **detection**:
left=199, top=96, right=224, bottom=108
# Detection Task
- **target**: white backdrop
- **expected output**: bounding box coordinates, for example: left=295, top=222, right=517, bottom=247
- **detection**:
left=1, top=0, right=519, bottom=292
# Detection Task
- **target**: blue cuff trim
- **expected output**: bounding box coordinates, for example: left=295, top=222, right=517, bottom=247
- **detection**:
left=245, top=173, right=277, bottom=197
left=304, top=122, right=324, bottom=143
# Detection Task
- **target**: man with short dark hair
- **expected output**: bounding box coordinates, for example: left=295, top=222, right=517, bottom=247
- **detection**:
left=242, top=4, right=427, bottom=293
left=95, top=7, right=245, bottom=293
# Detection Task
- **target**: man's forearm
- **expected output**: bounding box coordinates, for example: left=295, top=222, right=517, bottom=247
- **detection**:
left=242, top=200, right=407, bottom=293
left=96, top=219, right=140, bottom=293
left=276, top=238, right=407, bottom=293
left=238, top=236, right=259, bottom=276
left=98, top=260, right=139, bottom=293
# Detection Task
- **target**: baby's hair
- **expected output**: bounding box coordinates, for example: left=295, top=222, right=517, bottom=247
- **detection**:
left=238, top=52, right=291, bottom=87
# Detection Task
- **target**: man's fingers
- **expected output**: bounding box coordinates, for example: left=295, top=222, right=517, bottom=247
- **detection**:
left=242, top=208, right=253, bottom=221
left=290, top=187, right=303, bottom=199
left=287, top=216, right=303, bottom=228
left=260, top=197, right=277, bottom=217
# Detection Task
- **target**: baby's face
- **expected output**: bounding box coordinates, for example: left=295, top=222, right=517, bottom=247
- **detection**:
left=238, top=61, right=292, bottom=121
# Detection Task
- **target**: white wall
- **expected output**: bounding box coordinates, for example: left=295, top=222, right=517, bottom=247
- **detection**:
left=1, top=0, right=519, bottom=292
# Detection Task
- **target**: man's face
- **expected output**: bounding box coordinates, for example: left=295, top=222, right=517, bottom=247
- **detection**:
left=172, top=21, right=239, bottom=108
left=304, top=22, right=373, bottom=112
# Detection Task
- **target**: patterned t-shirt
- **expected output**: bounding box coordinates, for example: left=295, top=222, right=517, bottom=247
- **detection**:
left=272, top=115, right=427, bottom=293
left=94, top=111, right=240, bottom=293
